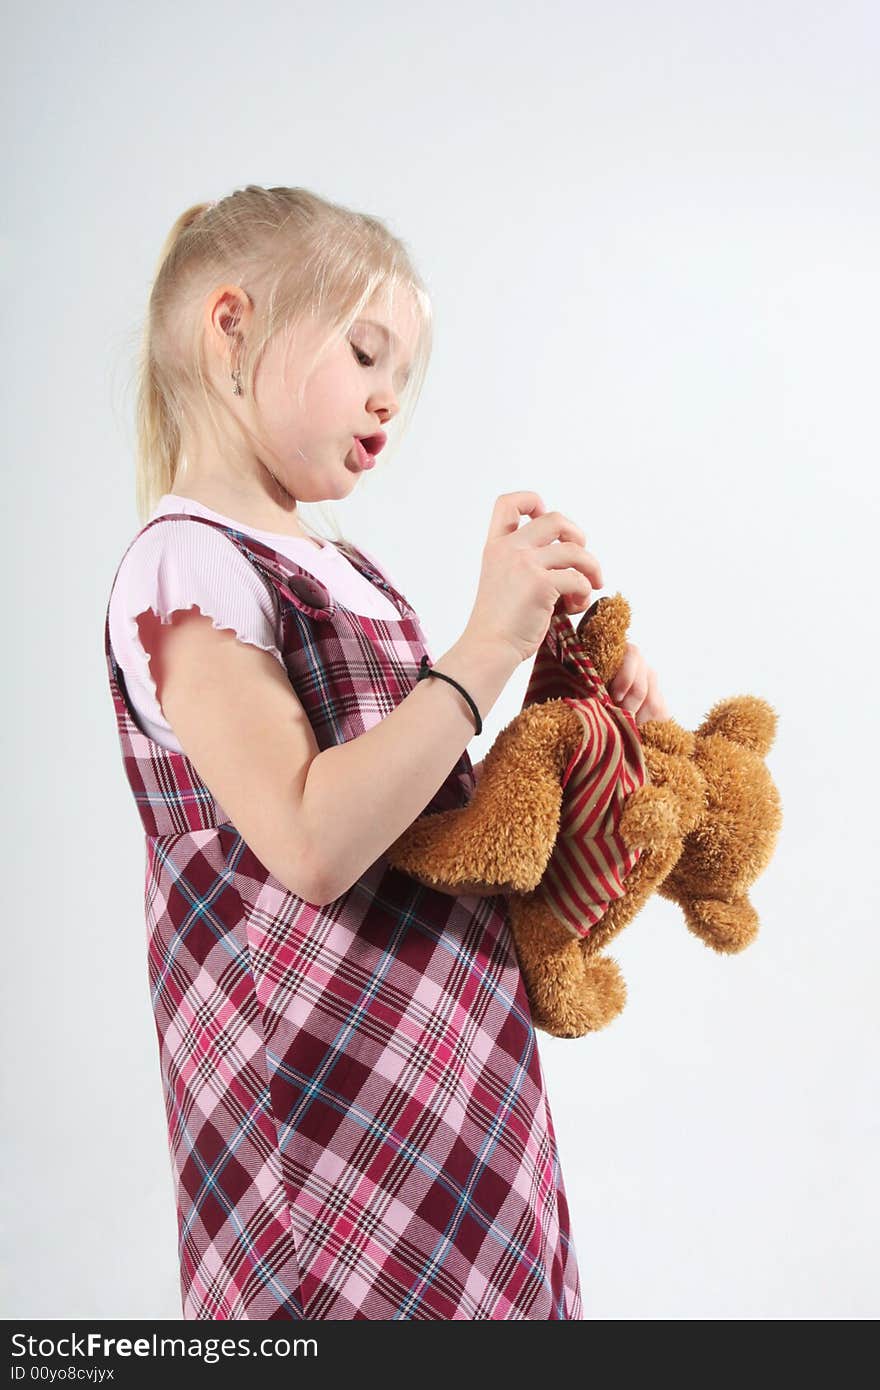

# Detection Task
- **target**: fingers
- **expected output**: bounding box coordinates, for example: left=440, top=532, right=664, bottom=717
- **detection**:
left=609, top=643, right=646, bottom=709
left=489, top=492, right=548, bottom=540
left=552, top=567, right=595, bottom=614
left=486, top=493, right=613, bottom=632
left=490, top=499, right=599, bottom=586
left=639, top=669, right=671, bottom=724
left=611, top=649, right=670, bottom=725
left=518, top=508, right=588, bottom=550
left=533, top=539, right=603, bottom=592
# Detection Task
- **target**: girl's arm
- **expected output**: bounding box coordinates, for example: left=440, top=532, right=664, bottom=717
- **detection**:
left=305, top=637, right=515, bottom=901
left=151, top=610, right=518, bottom=907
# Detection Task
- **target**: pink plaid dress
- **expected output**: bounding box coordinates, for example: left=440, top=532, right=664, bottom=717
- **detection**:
left=104, top=513, right=584, bottom=1320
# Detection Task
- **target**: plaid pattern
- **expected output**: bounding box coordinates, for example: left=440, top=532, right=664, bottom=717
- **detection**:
left=519, top=608, right=649, bottom=939
left=104, top=514, right=583, bottom=1320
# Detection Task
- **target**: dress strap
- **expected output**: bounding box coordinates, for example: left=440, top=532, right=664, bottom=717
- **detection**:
left=332, top=537, right=417, bottom=620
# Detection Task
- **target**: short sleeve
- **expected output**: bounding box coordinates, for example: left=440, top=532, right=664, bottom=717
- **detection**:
left=108, top=518, right=286, bottom=750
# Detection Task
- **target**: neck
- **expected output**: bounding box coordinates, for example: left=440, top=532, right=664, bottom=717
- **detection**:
left=168, top=475, right=319, bottom=543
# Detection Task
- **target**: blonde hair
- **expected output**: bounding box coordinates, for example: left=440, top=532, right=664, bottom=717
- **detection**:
left=134, top=184, right=433, bottom=542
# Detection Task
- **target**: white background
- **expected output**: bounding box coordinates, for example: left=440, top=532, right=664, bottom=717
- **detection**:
left=3, top=0, right=878, bottom=1320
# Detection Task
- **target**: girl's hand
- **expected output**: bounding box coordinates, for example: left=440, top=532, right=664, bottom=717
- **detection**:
left=464, top=492, right=602, bottom=666
left=608, top=643, right=671, bottom=726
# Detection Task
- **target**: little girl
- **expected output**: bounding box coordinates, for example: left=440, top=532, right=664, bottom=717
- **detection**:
left=104, top=184, right=667, bottom=1321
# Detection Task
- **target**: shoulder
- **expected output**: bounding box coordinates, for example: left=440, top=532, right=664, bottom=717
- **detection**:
left=109, top=516, right=283, bottom=669
left=116, top=516, right=276, bottom=605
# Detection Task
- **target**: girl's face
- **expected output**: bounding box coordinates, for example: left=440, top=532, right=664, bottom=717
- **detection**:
left=247, top=291, right=420, bottom=502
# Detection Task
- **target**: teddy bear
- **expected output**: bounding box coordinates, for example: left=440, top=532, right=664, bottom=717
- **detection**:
left=385, top=593, right=783, bottom=1038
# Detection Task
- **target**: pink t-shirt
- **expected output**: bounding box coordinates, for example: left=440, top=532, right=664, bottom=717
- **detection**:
left=108, top=493, right=404, bottom=753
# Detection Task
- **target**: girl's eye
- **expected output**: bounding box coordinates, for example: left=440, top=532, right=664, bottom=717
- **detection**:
left=351, top=342, right=374, bottom=369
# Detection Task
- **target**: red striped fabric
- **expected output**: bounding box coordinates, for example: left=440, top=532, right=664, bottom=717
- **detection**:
left=520, top=609, right=649, bottom=938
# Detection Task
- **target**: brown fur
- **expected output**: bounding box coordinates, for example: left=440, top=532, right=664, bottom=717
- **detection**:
left=386, top=595, right=782, bottom=1038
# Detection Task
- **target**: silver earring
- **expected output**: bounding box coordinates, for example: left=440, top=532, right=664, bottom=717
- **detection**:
left=231, top=367, right=243, bottom=396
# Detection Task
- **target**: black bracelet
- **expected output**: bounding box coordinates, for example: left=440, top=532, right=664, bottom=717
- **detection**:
left=415, top=655, right=483, bottom=736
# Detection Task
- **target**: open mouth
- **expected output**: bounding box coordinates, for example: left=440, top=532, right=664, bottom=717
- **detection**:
left=357, top=431, right=387, bottom=455
left=351, top=437, right=377, bottom=469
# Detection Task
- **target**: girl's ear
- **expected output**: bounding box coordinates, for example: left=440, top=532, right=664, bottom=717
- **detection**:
left=205, top=285, right=254, bottom=359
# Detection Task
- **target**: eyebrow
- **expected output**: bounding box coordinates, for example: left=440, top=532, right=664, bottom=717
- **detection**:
left=357, top=319, right=413, bottom=385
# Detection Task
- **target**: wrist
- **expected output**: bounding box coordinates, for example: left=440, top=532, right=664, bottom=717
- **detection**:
left=429, top=630, right=520, bottom=729
left=452, top=627, right=521, bottom=684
